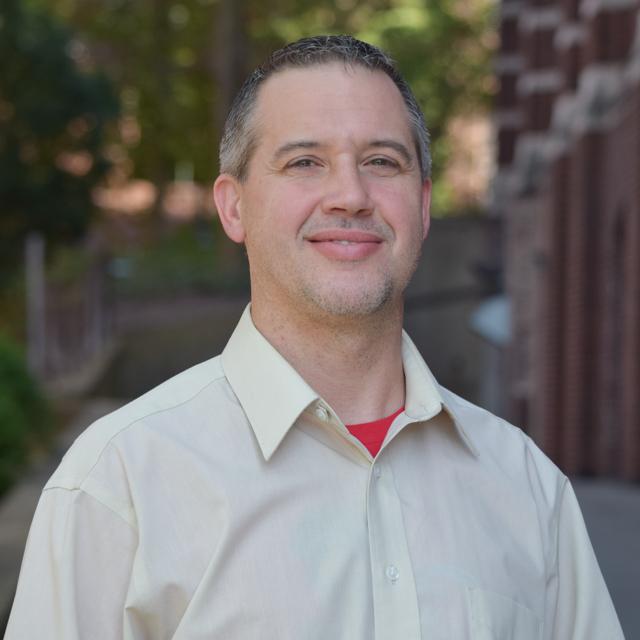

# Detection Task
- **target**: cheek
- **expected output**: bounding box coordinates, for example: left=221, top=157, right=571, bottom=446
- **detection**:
left=372, top=185, right=424, bottom=233
left=262, top=188, right=318, bottom=234
left=370, top=178, right=422, bottom=205
left=242, top=200, right=302, bottom=253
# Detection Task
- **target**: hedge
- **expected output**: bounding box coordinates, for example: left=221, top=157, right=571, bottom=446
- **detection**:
left=0, top=334, right=49, bottom=496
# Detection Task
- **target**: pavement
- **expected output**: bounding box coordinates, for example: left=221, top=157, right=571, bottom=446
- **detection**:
left=1, top=401, right=639, bottom=637
left=572, top=478, right=640, bottom=639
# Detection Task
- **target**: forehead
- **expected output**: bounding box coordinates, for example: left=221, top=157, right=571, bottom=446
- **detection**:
left=250, top=63, right=415, bottom=152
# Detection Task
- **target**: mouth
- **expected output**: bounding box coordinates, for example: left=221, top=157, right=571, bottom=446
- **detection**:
left=304, top=230, right=383, bottom=260
left=305, top=230, right=383, bottom=243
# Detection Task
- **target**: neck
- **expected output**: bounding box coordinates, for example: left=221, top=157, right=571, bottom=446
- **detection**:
left=250, top=296, right=406, bottom=425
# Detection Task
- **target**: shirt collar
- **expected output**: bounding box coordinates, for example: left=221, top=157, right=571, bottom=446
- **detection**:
left=222, top=305, right=479, bottom=460
left=221, top=306, right=319, bottom=460
left=401, top=331, right=479, bottom=457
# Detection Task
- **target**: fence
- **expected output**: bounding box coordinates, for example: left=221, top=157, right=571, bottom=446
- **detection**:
left=25, top=234, right=116, bottom=385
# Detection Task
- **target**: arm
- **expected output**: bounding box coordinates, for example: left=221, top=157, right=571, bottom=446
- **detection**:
left=4, top=487, right=137, bottom=640
left=546, top=479, right=625, bottom=639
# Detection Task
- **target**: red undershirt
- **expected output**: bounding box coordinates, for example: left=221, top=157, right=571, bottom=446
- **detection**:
left=346, top=407, right=404, bottom=458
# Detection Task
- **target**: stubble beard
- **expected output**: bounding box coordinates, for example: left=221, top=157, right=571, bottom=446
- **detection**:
left=292, top=218, right=422, bottom=319
left=296, top=243, right=422, bottom=320
left=300, top=272, right=395, bottom=318
left=249, top=225, right=424, bottom=324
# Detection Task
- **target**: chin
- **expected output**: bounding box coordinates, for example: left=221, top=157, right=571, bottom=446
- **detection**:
left=301, top=280, right=396, bottom=318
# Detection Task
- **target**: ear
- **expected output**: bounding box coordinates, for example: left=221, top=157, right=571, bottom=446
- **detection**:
left=421, top=178, right=432, bottom=240
left=213, top=174, right=246, bottom=243
left=422, top=178, right=431, bottom=240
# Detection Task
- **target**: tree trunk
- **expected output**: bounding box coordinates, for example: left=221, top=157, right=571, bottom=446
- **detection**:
left=213, top=0, right=249, bottom=134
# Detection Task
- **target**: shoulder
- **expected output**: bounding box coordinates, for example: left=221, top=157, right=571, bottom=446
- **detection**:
left=440, top=385, right=568, bottom=510
left=46, top=355, right=231, bottom=492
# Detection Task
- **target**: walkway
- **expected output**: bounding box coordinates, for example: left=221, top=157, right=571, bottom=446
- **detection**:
left=573, top=478, right=640, bottom=638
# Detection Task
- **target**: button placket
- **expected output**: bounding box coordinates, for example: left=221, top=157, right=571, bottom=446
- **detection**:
left=366, top=459, right=421, bottom=639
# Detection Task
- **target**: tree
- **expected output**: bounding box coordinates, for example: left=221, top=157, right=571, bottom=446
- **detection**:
left=0, top=0, right=118, bottom=281
left=249, top=0, right=495, bottom=209
left=38, top=0, right=494, bottom=210
left=37, top=0, right=222, bottom=188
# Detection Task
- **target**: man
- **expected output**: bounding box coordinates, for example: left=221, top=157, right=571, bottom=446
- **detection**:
left=6, top=35, right=623, bottom=639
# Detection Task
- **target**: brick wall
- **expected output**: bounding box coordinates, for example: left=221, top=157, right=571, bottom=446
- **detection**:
left=494, top=0, right=640, bottom=480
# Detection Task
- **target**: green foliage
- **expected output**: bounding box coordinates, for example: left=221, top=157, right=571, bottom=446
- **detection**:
left=47, top=243, right=94, bottom=287
left=110, top=221, right=249, bottom=297
left=36, top=0, right=219, bottom=185
left=0, top=334, right=50, bottom=496
left=40, top=0, right=495, bottom=211
left=251, top=0, right=495, bottom=211
left=0, top=271, right=26, bottom=343
left=0, top=0, right=119, bottom=284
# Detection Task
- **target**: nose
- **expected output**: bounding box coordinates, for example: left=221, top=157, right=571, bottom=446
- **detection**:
left=320, top=164, right=373, bottom=216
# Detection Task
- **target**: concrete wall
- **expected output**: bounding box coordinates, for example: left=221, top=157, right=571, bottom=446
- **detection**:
left=405, top=215, right=501, bottom=410
left=96, top=217, right=502, bottom=414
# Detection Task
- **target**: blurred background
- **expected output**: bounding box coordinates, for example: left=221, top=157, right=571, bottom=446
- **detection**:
left=1, top=0, right=639, bottom=634
left=0, top=0, right=496, bottom=487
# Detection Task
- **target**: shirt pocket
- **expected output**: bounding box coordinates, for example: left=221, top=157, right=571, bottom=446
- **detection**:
left=468, top=586, right=542, bottom=640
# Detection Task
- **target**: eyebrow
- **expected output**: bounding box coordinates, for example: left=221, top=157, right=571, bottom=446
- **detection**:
left=272, top=141, right=321, bottom=161
left=271, top=138, right=414, bottom=165
left=368, top=139, right=413, bottom=165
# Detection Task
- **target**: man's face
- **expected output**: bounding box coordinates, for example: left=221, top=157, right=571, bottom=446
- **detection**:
left=215, top=63, right=431, bottom=320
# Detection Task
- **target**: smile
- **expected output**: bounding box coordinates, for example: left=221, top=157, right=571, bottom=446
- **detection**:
left=305, top=229, right=383, bottom=243
left=305, top=230, right=383, bottom=261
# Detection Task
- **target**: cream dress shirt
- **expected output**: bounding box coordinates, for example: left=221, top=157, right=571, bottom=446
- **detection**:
left=6, top=306, right=623, bottom=639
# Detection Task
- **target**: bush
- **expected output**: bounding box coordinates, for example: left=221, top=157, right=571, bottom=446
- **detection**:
left=111, top=221, right=249, bottom=298
left=0, top=334, right=49, bottom=496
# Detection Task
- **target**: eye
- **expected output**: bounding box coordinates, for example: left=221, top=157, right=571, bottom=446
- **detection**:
left=286, top=157, right=320, bottom=169
left=365, top=156, right=402, bottom=174
left=369, top=157, right=398, bottom=166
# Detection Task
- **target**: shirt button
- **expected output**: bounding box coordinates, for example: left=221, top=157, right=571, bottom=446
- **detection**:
left=373, top=466, right=381, bottom=479
left=385, top=565, right=400, bottom=584
left=314, top=405, right=330, bottom=421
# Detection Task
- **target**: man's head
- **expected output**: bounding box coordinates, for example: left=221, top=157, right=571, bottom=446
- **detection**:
left=219, top=35, right=431, bottom=183
left=214, top=36, right=432, bottom=322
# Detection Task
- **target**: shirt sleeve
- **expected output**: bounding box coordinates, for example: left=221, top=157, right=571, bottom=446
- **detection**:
left=4, top=487, right=138, bottom=640
left=546, top=479, right=625, bottom=639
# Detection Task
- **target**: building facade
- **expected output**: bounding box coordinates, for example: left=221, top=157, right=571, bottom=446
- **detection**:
left=494, top=0, right=640, bottom=479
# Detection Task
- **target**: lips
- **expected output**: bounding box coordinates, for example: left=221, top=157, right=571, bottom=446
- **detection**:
left=305, top=230, right=383, bottom=243
left=305, top=229, right=383, bottom=260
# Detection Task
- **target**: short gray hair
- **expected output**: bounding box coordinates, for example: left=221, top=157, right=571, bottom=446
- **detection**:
left=219, top=35, right=431, bottom=181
